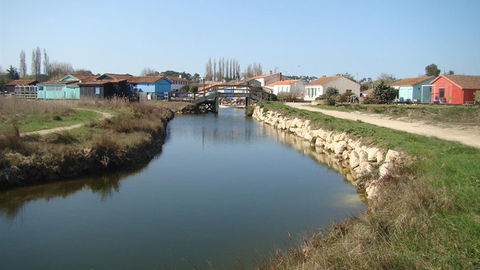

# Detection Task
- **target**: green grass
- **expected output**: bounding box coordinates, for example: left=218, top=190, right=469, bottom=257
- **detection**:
left=0, top=109, right=101, bottom=133
left=310, top=103, right=480, bottom=125
left=259, top=102, right=480, bottom=269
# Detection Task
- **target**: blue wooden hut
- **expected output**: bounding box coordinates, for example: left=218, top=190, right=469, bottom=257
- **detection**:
left=392, top=76, right=435, bottom=103
left=128, top=76, right=172, bottom=100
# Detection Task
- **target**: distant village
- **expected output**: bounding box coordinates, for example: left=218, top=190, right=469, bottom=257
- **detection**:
left=2, top=64, right=480, bottom=105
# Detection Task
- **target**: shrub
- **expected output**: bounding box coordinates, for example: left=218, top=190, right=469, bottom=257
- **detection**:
left=325, top=87, right=339, bottom=106
left=475, top=91, right=480, bottom=104
left=337, top=92, right=353, bottom=103
left=362, top=95, right=380, bottom=104
left=0, top=125, right=29, bottom=153
left=373, top=81, right=397, bottom=104
left=45, top=132, right=78, bottom=144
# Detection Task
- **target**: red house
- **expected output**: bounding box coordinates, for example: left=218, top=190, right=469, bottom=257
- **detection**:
left=430, top=75, right=480, bottom=104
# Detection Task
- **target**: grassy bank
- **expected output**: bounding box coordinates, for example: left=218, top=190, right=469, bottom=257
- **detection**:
left=0, top=99, right=194, bottom=189
left=311, top=103, right=480, bottom=126
left=258, top=102, right=480, bottom=269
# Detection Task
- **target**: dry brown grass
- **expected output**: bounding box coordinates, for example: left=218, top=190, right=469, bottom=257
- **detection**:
left=0, top=96, right=75, bottom=115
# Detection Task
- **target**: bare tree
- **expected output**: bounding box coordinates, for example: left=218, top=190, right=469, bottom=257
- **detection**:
left=43, top=49, right=50, bottom=77
left=19, top=50, right=26, bottom=77
left=141, top=67, right=159, bottom=76
left=205, top=58, right=213, bottom=81
left=48, top=61, right=74, bottom=80
left=213, top=59, right=217, bottom=81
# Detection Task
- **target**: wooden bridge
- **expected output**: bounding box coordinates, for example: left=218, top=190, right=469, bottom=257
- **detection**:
left=171, top=83, right=274, bottom=113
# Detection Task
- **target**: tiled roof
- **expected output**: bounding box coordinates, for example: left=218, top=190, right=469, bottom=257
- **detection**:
left=98, top=73, right=133, bottom=80
left=392, top=76, right=434, bottom=86
left=266, top=80, right=300, bottom=87
left=439, top=75, right=480, bottom=89
left=128, top=76, right=167, bottom=83
left=307, top=76, right=340, bottom=86
left=6, top=79, right=37, bottom=86
left=251, top=73, right=280, bottom=80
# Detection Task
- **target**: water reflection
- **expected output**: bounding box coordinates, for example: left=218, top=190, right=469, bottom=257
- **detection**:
left=0, top=164, right=147, bottom=220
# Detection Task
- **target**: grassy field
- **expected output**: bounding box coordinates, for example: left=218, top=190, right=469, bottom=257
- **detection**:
left=258, top=102, right=480, bottom=269
left=310, top=103, right=480, bottom=126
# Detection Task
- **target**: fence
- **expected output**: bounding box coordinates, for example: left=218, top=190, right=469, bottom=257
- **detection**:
left=15, top=86, right=37, bottom=99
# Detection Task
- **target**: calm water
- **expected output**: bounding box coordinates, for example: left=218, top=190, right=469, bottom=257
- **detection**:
left=0, top=108, right=366, bottom=269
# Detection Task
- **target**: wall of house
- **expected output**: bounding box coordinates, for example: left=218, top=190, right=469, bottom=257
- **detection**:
left=322, top=77, right=361, bottom=96
left=464, top=89, right=479, bottom=103
left=431, top=77, right=463, bottom=104
left=263, top=73, right=282, bottom=86
left=272, top=85, right=290, bottom=95
left=155, top=78, right=172, bottom=93
left=304, top=86, right=324, bottom=101
left=397, top=86, right=414, bottom=101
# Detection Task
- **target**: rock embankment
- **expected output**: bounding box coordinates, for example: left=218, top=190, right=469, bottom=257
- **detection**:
left=252, top=105, right=406, bottom=200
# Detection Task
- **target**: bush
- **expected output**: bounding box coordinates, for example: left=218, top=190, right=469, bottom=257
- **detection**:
left=277, top=92, right=299, bottom=102
left=373, top=81, right=397, bottom=104
left=325, top=87, right=339, bottom=106
left=362, top=95, right=380, bottom=104
left=44, top=132, right=79, bottom=144
left=475, top=91, right=480, bottom=104
left=337, top=92, right=353, bottom=103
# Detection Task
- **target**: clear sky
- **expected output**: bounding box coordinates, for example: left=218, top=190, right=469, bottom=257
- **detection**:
left=1, top=0, right=479, bottom=79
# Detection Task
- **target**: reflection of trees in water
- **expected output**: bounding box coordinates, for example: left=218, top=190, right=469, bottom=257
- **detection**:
left=0, top=164, right=148, bottom=220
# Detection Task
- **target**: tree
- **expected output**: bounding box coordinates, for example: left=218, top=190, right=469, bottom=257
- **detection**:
left=74, top=69, right=94, bottom=76
left=377, top=73, right=396, bottom=84
left=180, top=84, right=190, bottom=94
left=141, top=67, right=159, bottom=76
left=189, top=85, right=198, bottom=93
left=31, top=47, right=42, bottom=80
left=43, top=49, right=50, bottom=76
left=447, top=70, right=454, bottom=75
left=337, top=72, right=356, bottom=82
left=192, top=73, right=200, bottom=82
left=48, top=61, right=74, bottom=79
left=19, top=50, right=27, bottom=77
left=425, top=64, right=440, bottom=77
left=373, top=81, right=397, bottom=104
left=6, top=66, right=20, bottom=80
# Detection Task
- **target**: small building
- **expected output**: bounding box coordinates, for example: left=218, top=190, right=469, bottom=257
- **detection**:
left=266, top=80, right=305, bottom=96
left=37, top=75, right=96, bottom=99
left=6, top=79, right=38, bottom=98
left=248, top=72, right=282, bottom=87
left=430, top=75, right=480, bottom=104
left=78, top=73, right=132, bottom=99
left=167, top=76, right=189, bottom=97
left=392, top=76, right=434, bottom=103
left=304, top=75, right=360, bottom=101
left=128, top=76, right=172, bottom=100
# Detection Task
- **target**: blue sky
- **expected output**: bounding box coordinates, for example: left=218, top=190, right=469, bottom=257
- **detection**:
left=1, top=0, right=479, bottom=79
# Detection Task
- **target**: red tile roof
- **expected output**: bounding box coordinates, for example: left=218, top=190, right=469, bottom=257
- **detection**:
left=266, top=80, right=300, bottom=87
left=128, top=76, right=166, bottom=83
left=435, top=75, right=480, bottom=89
left=251, top=73, right=280, bottom=80
left=98, top=73, right=133, bottom=80
left=307, top=76, right=340, bottom=86
left=392, top=76, right=434, bottom=86
left=6, top=79, right=37, bottom=86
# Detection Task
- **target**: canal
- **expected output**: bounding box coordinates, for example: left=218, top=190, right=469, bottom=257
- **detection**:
left=0, top=107, right=366, bottom=269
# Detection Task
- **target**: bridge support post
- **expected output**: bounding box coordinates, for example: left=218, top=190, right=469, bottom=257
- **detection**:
left=214, top=97, right=219, bottom=113
left=245, top=97, right=250, bottom=107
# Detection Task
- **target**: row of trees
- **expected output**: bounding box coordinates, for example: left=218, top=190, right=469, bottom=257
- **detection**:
left=204, top=57, right=241, bottom=82
left=140, top=68, right=201, bottom=82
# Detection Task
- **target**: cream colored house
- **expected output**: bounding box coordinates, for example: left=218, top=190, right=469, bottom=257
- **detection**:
left=304, top=75, right=360, bottom=101
left=266, top=80, right=305, bottom=96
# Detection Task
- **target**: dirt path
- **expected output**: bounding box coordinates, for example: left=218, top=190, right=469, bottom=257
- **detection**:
left=286, top=103, right=480, bottom=148
left=21, top=108, right=113, bottom=137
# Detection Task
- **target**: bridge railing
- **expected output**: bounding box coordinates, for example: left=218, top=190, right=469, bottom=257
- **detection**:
left=170, top=84, right=274, bottom=103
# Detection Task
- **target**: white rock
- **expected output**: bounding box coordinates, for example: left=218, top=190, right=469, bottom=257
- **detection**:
left=334, top=141, right=347, bottom=155
left=366, top=147, right=379, bottom=162
left=385, top=150, right=401, bottom=163
left=349, top=151, right=360, bottom=168
left=358, top=150, right=368, bottom=163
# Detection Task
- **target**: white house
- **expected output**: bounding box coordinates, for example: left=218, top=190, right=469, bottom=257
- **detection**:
left=304, top=75, right=360, bottom=101
left=167, top=76, right=189, bottom=96
left=266, top=80, right=305, bottom=96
